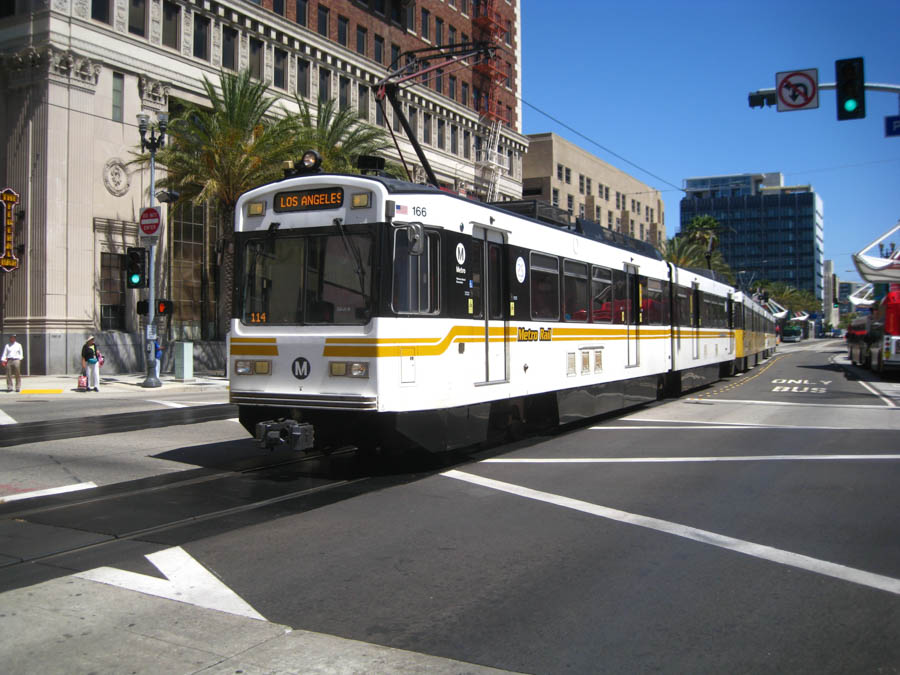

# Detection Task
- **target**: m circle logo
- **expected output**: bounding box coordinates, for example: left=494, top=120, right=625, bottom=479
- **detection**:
left=292, top=357, right=311, bottom=380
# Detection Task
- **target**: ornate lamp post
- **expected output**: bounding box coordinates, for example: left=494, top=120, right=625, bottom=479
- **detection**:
left=137, top=110, right=168, bottom=388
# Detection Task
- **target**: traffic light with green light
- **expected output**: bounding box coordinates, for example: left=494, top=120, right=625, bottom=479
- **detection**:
left=835, top=57, right=865, bottom=120
left=125, top=247, right=148, bottom=288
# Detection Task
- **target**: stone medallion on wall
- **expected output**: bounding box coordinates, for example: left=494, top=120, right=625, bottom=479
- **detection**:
left=103, top=158, right=131, bottom=197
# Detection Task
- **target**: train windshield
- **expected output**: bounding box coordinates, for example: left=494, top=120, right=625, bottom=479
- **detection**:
left=240, top=230, right=373, bottom=325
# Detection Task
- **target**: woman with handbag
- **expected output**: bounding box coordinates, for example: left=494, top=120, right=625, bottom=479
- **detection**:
left=81, top=336, right=101, bottom=392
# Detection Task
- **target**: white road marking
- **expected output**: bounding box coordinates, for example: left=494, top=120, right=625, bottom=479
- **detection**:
left=0, top=482, right=96, bottom=503
left=483, top=454, right=900, bottom=464
left=593, top=423, right=870, bottom=431
left=685, top=398, right=894, bottom=410
left=147, top=399, right=189, bottom=408
left=442, top=470, right=900, bottom=597
left=0, top=408, right=15, bottom=425
left=76, top=546, right=266, bottom=621
left=856, top=380, right=896, bottom=407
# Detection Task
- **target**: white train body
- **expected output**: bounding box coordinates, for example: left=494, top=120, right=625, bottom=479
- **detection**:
left=229, top=172, right=775, bottom=451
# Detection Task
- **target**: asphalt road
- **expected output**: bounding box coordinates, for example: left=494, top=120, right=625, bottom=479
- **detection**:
left=2, top=339, right=899, bottom=673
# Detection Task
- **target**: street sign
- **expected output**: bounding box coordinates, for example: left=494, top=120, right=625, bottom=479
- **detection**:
left=140, top=206, right=161, bottom=235
left=146, top=324, right=157, bottom=340
left=776, top=69, right=819, bottom=112
left=885, top=115, right=900, bottom=138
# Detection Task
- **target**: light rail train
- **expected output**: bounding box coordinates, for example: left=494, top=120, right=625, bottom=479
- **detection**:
left=228, top=155, right=776, bottom=453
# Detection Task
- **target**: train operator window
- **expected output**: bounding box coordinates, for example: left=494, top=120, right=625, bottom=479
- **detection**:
left=530, top=253, right=559, bottom=320
left=392, top=228, right=440, bottom=314
left=591, top=266, right=612, bottom=323
left=563, top=260, right=588, bottom=321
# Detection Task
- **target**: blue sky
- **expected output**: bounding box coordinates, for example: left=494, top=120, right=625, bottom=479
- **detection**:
left=520, top=0, right=900, bottom=283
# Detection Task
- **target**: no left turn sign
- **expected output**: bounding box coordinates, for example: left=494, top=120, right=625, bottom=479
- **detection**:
left=776, top=69, right=819, bottom=112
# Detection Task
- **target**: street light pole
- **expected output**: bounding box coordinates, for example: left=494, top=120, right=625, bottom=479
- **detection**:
left=137, top=111, right=168, bottom=388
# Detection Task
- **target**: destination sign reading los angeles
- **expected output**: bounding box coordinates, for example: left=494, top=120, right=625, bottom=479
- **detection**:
left=273, top=187, right=344, bottom=213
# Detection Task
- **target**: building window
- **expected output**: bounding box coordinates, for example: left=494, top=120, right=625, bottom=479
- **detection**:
left=249, top=37, right=263, bottom=79
left=100, top=252, right=125, bottom=331
left=435, top=17, right=443, bottom=44
left=356, top=25, right=367, bottom=55
left=449, top=75, right=457, bottom=100
left=222, top=26, right=238, bottom=70
left=375, top=100, right=385, bottom=126
left=565, top=167, right=571, bottom=184
left=128, top=0, right=147, bottom=37
left=171, top=203, right=216, bottom=340
left=421, top=8, right=430, bottom=39
left=318, top=66, right=331, bottom=101
left=449, top=25, right=456, bottom=44
left=552, top=188, right=559, bottom=206
left=374, top=35, right=384, bottom=64
left=390, top=43, right=400, bottom=69
left=193, top=14, right=210, bottom=60
left=338, top=15, right=348, bottom=46
left=92, top=0, right=112, bottom=24
left=437, top=119, right=446, bottom=150
left=162, top=1, right=180, bottom=50
left=579, top=175, right=584, bottom=194
left=358, top=83, right=369, bottom=120
left=463, top=130, right=470, bottom=159
left=374, top=0, right=385, bottom=14
left=461, top=82, right=469, bottom=106
left=339, top=76, right=350, bottom=110
left=317, top=5, right=328, bottom=37
left=435, top=68, right=443, bottom=94
left=112, top=72, right=124, bottom=122
left=295, top=0, right=307, bottom=26
left=451, top=124, right=458, bottom=154
left=297, top=58, right=310, bottom=97
left=557, top=163, right=563, bottom=180
left=273, top=0, right=284, bottom=16
left=567, top=194, right=574, bottom=214
left=274, top=48, right=287, bottom=89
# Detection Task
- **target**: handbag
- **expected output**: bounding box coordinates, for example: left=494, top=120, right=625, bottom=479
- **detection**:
left=78, top=374, right=88, bottom=390
left=98, top=351, right=105, bottom=367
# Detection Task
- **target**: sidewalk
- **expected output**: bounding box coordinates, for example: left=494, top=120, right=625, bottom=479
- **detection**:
left=3, top=371, right=228, bottom=397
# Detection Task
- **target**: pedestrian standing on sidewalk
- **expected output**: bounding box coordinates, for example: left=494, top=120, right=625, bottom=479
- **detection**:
left=2, top=334, right=23, bottom=392
left=154, top=338, right=162, bottom=379
left=81, top=336, right=101, bottom=392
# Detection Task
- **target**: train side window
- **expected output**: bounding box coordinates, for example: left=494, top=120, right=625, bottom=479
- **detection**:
left=612, top=269, right=627, bottom=324
left=645, top=279, right=663, bottom=325
left=530, top=252, right=559, bottom=320
left=563, top=260, right=588, bottom=321
left=676, top=286, right=691, bottom=326
left=392, top=228, right=440, bottom=314
left=591, top=266, right=612, bottom=323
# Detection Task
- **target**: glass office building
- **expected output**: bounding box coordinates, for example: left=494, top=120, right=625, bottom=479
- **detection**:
left=680, top=173, right=824, bottom=301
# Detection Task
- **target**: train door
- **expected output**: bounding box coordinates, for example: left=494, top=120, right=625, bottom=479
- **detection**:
left=727, top=293, right=735, bottom=355
left=692, top=283, right=701, bottom=360
left=625, top=264, right=640, bottom=367
left=472, top=225, right=508, bottom=384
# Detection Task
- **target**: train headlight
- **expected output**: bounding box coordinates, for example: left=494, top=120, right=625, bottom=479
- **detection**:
left=234, top=360, right=271, bottom=375
left=329, top=361, right=369, bottom=378
left=351, top=191, right=371, bottom=208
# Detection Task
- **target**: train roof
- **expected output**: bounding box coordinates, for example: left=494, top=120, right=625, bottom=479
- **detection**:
left=266, top=171, right=664, bottom=261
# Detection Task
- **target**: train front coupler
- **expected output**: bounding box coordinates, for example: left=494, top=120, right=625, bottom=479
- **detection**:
left=255, top=419, right=315, bottom=452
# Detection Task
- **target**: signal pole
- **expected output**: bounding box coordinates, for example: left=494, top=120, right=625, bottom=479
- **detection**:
left=136, top=111, right=168, bottom=388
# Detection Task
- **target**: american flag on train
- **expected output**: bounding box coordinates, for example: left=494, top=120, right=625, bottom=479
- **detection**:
left=395, top=204, right=408, bottom=214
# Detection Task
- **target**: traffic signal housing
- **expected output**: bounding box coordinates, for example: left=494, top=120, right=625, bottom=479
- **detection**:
left=125, top=247, right=148, bottom=288
left=157, top=299, right=173, bottom=316
left=137, top=300, right=149, bottom=315
left=835, top=57, right=865, bottom=120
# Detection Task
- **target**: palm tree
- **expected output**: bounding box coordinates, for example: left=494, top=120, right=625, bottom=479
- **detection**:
left=658, top=236, right=734, bottom=283
left=146, top=69, right=300, bottom=338
left=291, top=95, right=399, bottom=175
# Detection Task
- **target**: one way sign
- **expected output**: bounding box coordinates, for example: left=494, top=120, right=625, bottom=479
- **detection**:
left=886, top=115, right=900, bottom=138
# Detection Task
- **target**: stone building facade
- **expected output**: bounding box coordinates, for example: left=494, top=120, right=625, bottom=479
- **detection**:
left=0, top=0, right=525, bottom=374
